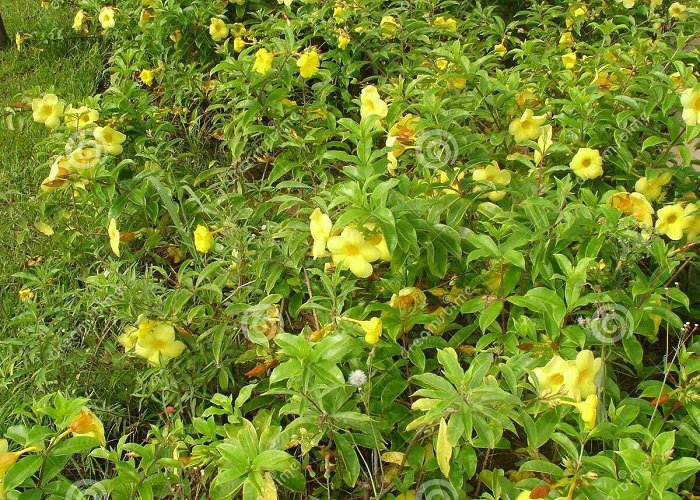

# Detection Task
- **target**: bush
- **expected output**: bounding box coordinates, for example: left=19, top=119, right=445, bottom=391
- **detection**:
left=2, top=0, right=700, bottom=498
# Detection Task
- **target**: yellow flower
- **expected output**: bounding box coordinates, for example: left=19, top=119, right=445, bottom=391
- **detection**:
left=531, top=355, right=579, bottom=399
left=572, top=5, right=587, bottom=17
left=434, top=16, right=457, bottom=32
left=380, top=15, right=399, bottom=38
left=386, top=114, right=418, bottom=167
left=41, top=0, right=49, bottom=8
left=233, top=37, right=246, bottom=52
left=615, top=0, right=635, bottom=8
left=0, top=440, right=25, bottom=478
left=493, top=43, right=507, bottom=57
left=98, top=6, right=116, bottom=30
left=117, top=326, right=138, bottom=351
left=559, top=31, right=575, bottom=47
left=433, top=169, right=466, bottom=195
left=327, top=227, right=380, bottom=278
left=139, top=68, right=155, bottom=86
left=349, top=317, right=383, bottom=344
left=94, top=125, right=127, bottom=155
left=310, top=208, right=333, bottom=258
left=72, top=9, right=89, bottom=32
left=515, top=492, right=532, bottom=500
left=32, top=94, right=64, bottom=129
left=297, top=50, right=320, bottom=78
left=472, top=161, right=511, bottom=202
left=570, top=148, right=603, bottom=180
left=572, top=394, right=598, bottom=429
left=684, top=203, right=700, bottom=240
left=634, top=173, right=671, bottom=202
left=41, top=156, right=72, bottom=192
left=360, top=85, right=388, bottom=121
left=668, top=2, right=687, bottom=18
left=19, top=289, right=34, bottom=301
left=134, top=322, right=186, bottom=366
left=680, top=88, right=700, bottom=126
left=105, top=218, right=120, bottom=258
left=333, top=5, right=346, bottom=21
left=194, top=224, right=214, bottom=253
left=64, top=105, right=99, bottom=129
left=562, top=51, right=577, bottom=69
left=364, top=223, right=391, bottom=262
left=139, top=8, right=154, bottom=26
left=277, top=0, right=292, bottom=6
left=608, top=192, right=654, bottom=227
left=253, top=48, right=274, bottom=75
left=655, top=203, right=688, bottom=240
left=508, top=109, right=546, bottom=143
left=68, top=147, right=100, bottom=172
left=68, top=407, right=106, bottom=446
left=209, top=17, right=229, bottom=42
left=569, top=350, right=602, bottom=401
left=389, top=287, right=426, bottom=314
left=337, top=33, right=350, bottom=49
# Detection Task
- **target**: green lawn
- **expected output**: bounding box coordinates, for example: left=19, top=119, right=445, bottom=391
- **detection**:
left=0, top=2, right=101, bottom=321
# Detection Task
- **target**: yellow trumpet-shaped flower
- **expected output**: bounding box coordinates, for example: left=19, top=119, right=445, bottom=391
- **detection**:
left=139, top=68, right=155, bottom=86
left=326, top=227, right=380, bottom=278
left=615, top=0, right=635, bottom=8
left=380, top=15, right=399, bottom=38
left=386, top=114, right=418, bottom=173
left=68, top=147, right=100, bottom=173
left=634, top=173, right=671, bottom=202
left=64, top=105, right=99, bottom=129
left=253, top=48, right=274, bottom=75
left=360, top=85, right=388, bottom=121
left=108, top=218, right=120, bottom=257
left=345, top=317, right=383, bottom=344
left=668, top=2, right=687, bottom=18
left=194, top=224, right=214, bottom=253
left=98, top=6, right=116, bottom=30
left=18, top=289, right=34, bottom=301
left=680, top=88, right=700, bottom=126
left=297, top=50, right=320, bottom=78
left=94, top=125, right=127, bottom=155
left=508, top=109, right=546, bottom=143
left=472, top=161, right=512, bottom=202
left=139, top=8, right=154, bottom=26
left=531, top=355, right=579, bottom=399
left=569, top=350, right=602, bottom=401
left=655, top=203, right=688, bottom=240
left=493, top=43, right=507, bottom=57
left=233, top=37, right=246, bottom=52
left=32, top=94, right=64, bottom=129
left=559, top=31, right=575, bottom=47
left=134, top=322, right=186, bottom=366
left=41, top=156, right=72, bottom=192
left=684, top=203, right=700, bottom=241
left=68, top=407, right=106, bottom=446
left=363, top=223, right=391, bottom=262
left=72, top=9, right=89, bottom=32
left=337, top=33, right=350, bottom=49
left=389, top=287, right=427, bottom=314
left=434, top=16, right=458, bottom=32
left=309, top=208, right=333, bottom=258
left=562, top=51, right=577, bottom=69
left=0, top=439, right=37, bottom=480
left=209, top=17, right=229, bottom=42
left=608, top=192, right=654, bottom=228
left=570, top=148, right=603, bottom=180
left=117, top=326, right=138, bottom=351
left=564, top=394, right=598, bottom=429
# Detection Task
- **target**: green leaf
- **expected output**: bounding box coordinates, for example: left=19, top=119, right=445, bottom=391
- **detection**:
left=334, top=433, right=360, bottom=487
left=4, top=455, right=42, bottom=490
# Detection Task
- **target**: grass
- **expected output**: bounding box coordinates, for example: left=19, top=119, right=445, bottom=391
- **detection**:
left=0, top=1, right=102, bottom=322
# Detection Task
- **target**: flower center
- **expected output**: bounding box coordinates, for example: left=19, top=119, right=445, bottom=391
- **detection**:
left=345, top=244, right=360, bottom=256
left=582, top=158, right=591, bottom=168
left=550, top=374, right=564, bottom=386
left=666, top=215, right=677, bottom=224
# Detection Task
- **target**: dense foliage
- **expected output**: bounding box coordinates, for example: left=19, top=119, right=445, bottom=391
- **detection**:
left=2, top=0, right=700, bottom=498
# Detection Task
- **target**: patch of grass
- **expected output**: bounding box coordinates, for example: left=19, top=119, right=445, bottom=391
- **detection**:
left=0, top=1, right=102, bottom=321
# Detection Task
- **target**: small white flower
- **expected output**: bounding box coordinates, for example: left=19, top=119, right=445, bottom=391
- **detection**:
left=348, top=369, right=367, bottom=387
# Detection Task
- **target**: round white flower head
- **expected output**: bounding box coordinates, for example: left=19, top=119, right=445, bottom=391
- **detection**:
left=348, top=370, right=367, bottom=387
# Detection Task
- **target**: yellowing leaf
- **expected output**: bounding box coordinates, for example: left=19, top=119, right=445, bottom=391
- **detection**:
left=261, top=472, right=277, bottom=500
left=381, top=451, right=405, bottom=465
left=34, top=221, right=54, bottom=236
left=437, top=417, right=452, bottom=478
